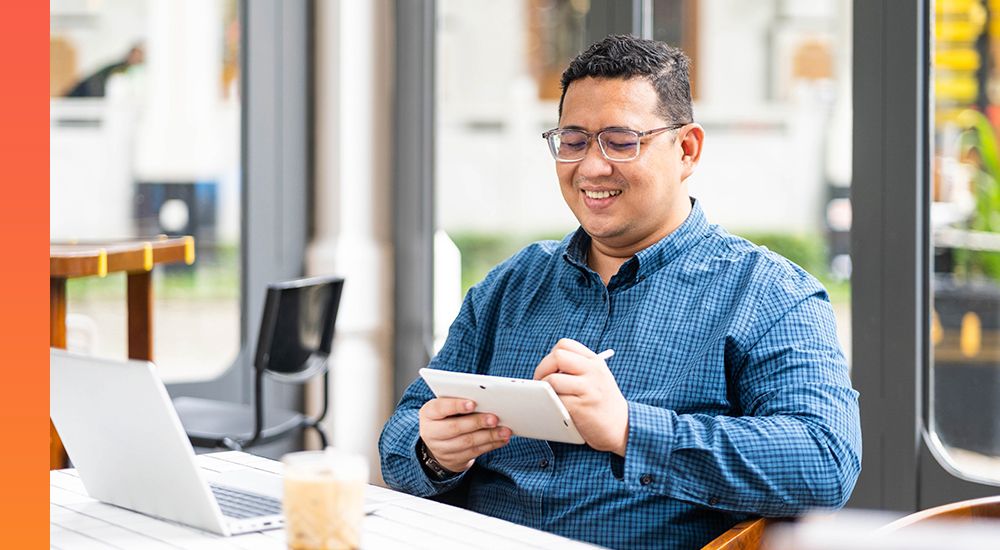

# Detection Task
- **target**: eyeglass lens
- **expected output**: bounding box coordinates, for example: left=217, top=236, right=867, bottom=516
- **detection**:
left=549, top=129, right=641, bottom=161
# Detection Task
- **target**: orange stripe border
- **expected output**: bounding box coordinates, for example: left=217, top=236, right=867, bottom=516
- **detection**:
left=0, top=2, right=49, bottom=547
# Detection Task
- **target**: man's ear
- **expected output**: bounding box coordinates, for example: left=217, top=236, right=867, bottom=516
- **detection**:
left=679, top=123, right=705, bottom=180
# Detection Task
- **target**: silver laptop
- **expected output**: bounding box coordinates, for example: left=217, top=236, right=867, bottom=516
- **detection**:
left=50, top=349, right=284, bottom=536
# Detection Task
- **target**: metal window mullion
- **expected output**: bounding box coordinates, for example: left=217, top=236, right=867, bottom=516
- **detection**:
left=393, top=0, right=436, bottom=401
left=851, top=0, right=924, bottom=511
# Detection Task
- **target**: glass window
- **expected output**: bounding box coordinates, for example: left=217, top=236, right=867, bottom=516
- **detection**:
left=673, top=0, right=853, bottom=362
left=929, top=0, right=1000, bottom=482
left=434, top=0, right=853, bottom=364
left=434, top=0, right=586, bottom=347
left=50, top=0, right=241, bottom=383
left=657, top=0, right=856, bottom=361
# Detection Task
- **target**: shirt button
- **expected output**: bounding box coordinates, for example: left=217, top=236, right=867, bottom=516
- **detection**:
left=639, top=474, right=653, bottom=486
left=539, top=459, right=549, bottom=469
left=709, top=496, right=720, bottom=506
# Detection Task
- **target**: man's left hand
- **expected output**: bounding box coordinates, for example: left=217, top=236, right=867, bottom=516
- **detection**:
left=533, top=338, right=629, bottom=456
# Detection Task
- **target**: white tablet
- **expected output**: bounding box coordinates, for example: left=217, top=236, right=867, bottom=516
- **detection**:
left=419, top=368, right=585, bottom=445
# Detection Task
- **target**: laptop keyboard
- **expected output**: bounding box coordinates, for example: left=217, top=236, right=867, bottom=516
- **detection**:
left=209, top=483, right=283, bottom=519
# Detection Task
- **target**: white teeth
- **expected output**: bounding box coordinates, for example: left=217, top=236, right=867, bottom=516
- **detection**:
left=584, top=190, right=622, bottom=199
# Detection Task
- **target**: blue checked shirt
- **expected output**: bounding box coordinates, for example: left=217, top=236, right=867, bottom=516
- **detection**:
left=379, top=199, right=862, bottom=549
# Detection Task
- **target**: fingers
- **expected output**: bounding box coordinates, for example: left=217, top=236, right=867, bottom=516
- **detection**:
left=419, top=409, right=512, bottom=472
left=553, top=338, right=597, bottom=357
left=534, top=339, right=598, bottom=380
left=535, top=348, right=600, bottom=379
left=432, top=425, right=512, bottom=456
left=533, top=352, right=560, bottom=380
left=419, top=399, right=512, bottom=469
left=468, top=435, right=511, bottom=457
left=421, top=397, right=475, bottom=421
left=542, top=372, right=587, bottom=397
left=431, top=431, right=511, bottom=473
left=421, top=410, right=498, bottom=441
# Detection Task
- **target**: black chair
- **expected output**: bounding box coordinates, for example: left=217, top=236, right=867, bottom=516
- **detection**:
left=173, top=275, right=344, bottom=451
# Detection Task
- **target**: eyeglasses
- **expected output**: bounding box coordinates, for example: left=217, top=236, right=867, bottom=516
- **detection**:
left=541, top=123, right=689, bottom=163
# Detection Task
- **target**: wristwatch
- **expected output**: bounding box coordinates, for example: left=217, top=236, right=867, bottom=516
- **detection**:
left=417, top=438, right=458, bottom=481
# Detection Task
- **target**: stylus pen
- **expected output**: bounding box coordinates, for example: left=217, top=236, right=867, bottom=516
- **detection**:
left=596, top=349, right=615, bottom=361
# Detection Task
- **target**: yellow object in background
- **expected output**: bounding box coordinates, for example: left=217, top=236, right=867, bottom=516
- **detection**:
left=96, top=249, right=108, bottom=278
left=937, top=0, right=979, bottom=14
left=932, top=310, right=944, bottom=346
left=935, top=75, right=979, bottom=103
left=936, top=21, right=983, bottom=43
left=960, top=311, right=982, bottom=358
left=935, top=48, right=981, bottom=71
left=184, top=236, right=196, bottom=265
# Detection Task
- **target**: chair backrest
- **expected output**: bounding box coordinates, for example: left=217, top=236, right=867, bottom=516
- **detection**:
left=254, top=275, right=345, bottom=380
left=702, top=518, right=771, bottom=550
left=883, top=495, right=1000, bottom=531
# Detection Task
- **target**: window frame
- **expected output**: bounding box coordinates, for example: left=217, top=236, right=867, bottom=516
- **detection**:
left=851, top=0, right=1000, bottom=511
left=392, top=0, right=436, bottom=401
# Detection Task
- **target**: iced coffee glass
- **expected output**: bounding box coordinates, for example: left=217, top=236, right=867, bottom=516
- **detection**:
left=282, top=448, right=369, bottom=550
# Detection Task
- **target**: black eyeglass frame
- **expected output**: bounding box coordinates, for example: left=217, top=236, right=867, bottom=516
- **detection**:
left=541, top=122, right=691, bottom=163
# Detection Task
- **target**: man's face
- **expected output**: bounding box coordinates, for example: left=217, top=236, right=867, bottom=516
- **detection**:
left=556, top=76, right=699, bottom=255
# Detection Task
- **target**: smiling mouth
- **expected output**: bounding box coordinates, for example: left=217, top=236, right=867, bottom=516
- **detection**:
left=583, top=190, right=622, bottom=199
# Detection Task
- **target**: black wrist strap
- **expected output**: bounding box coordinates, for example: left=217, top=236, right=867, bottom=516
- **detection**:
left=417, top=438, right=458, bottom=481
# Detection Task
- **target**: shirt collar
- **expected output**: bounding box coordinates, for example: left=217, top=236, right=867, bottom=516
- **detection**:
left=632, top=198, right=711, bottom=278
left=563, top=198, right=712, bottom=283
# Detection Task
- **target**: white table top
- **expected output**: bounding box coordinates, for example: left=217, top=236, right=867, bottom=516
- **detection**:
left=50, top=451, right=598, bottom=549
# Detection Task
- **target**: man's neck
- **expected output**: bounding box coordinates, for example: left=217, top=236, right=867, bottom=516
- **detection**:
left=587, top=199, right=693, bottom=286
left=588, top=250, right=630, bottom=286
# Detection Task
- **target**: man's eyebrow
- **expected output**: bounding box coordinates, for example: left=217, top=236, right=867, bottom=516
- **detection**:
left=559, top=125, right=635, bottom=132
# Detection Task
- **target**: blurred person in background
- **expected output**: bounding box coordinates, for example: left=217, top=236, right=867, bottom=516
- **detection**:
left=65, top=43, right=144, bottom=98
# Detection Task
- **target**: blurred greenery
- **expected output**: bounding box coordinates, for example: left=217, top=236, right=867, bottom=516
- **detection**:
left=65, top=243, right=240, bottom=301
left=952, top=109, right=1000, bottom=282
left=450, top=229, right=850, bottom=304
left=450, top=231, right=570, bottom=295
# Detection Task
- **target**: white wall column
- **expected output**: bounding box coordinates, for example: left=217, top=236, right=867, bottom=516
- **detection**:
left=136, top=0, right=223, bottom=181
left=309, top=0, right=395, bottom=485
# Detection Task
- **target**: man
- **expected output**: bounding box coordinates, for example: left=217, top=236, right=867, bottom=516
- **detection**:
left=380, top=35, right=861, bottom=549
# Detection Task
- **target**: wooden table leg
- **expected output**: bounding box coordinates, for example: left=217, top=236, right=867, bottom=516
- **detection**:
left=127, top=271, right=154, bottom=361
left=51, top=278, right=67, bottom=348
left=50, top=278, right=68, bottom=470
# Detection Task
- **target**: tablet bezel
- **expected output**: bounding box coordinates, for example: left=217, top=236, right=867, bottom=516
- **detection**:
left=419, top=368, right=586, bottom=445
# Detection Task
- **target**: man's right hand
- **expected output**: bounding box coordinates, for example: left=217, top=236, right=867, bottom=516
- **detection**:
left=418, top=397, right=512, bottom=474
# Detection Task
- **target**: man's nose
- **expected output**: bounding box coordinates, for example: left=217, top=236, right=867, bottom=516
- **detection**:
left=576, top=140, right=614, bottom=178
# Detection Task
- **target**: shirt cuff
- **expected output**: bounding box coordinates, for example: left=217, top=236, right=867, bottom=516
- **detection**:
left=623, top=401, right=677, bottom=495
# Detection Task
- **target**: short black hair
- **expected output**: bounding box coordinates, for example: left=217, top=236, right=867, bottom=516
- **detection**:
left=558, top=34, right=693, bottom=124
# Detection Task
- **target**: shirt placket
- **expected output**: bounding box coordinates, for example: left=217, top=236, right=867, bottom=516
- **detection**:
left=533, top=270, right=609, bottom=525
